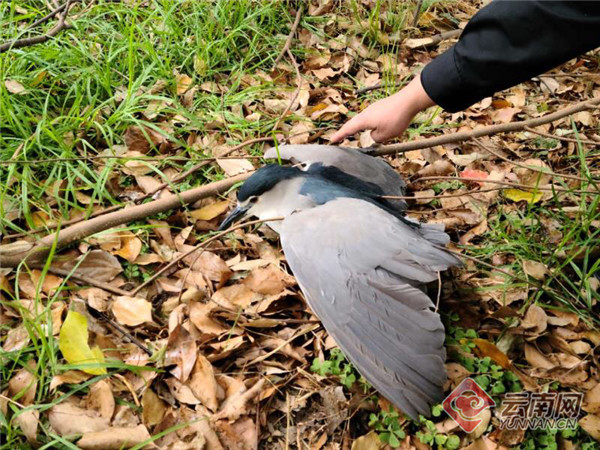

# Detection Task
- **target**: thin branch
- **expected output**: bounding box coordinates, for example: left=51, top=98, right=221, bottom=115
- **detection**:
left=410, top=176, right=596, bottom=194
left=129, top=217, right=282, bottom=296
left=0, top=0, right=74, bottom=54
left=404, top=28, right=462, bottom=50
left=272, top=48, right=302, bottom=132
left=471, top=137, right=595, bottom=183
left=271, top=6, right=303, bottom=70
left=48, top=267, right=130, bottom=296
left=523, top=126, right=599, bottom=146
left=1, top=172, right=253, bottom=268
left=412, top=0, right=424, bottom=27
left=369, top=97, right=600, bottom=156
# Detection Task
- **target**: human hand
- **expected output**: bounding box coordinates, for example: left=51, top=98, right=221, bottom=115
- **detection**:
left=330, top=75, right=436, bottom=144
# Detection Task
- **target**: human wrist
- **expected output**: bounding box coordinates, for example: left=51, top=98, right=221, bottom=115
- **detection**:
left=392, top=75, right=436, bottom=116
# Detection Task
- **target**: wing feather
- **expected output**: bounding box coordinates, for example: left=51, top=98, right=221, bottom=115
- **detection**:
left=280, top=198, right=461, bottom=418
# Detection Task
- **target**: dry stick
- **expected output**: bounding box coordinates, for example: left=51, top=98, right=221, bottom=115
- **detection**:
left=410, top=176, right=596, bottom=194
left=404, top=28, right=462, bottom=50
left=271, top=6, right=303, bottom=70
left=369, top=97, right=600, bottom=156
left=130, top=217, right=282, bottom=296
left=471, top=137, right=594, bottom=183
left=1, top=173, right=253, bottom=268
left=412, top=0, right=424, bottom=27
left=523, top=126, right=599, bottom=146
left=0, top=0, right=73, bottom=53
left=48, top=267, right=131, bottom=296
left=4, top=137, right=272, bottom=239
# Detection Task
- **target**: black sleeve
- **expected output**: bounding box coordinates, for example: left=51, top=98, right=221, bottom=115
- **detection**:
left=420, top=0, right=600, bottom=112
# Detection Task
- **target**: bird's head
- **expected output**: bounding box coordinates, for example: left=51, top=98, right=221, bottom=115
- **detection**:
left=218, top=164, right=307, bottom=231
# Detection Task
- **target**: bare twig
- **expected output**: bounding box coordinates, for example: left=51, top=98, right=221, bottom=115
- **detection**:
left=369, top=97, right=600, bottom=156
left=272, top=48, right=302, bottom=132
left=409, top=176, right=596, bottom=195
left=0, top=0, right=75, bottom=54
left=471, top=137, right=595, bottom=183
left=272, top=6, right=303, bottom=70
left=404, top=28, right=462, bottom=49
left=355, top=81, right=405, bottom=95
left=130, top=216, right=282, bottom=296
left=523, top=126, right=599, bottom=146
left=1, top=172, right=253, bottom=268
left=48, top=267, right=131, bottom=296
left=412, top=0, right=424, bottom=27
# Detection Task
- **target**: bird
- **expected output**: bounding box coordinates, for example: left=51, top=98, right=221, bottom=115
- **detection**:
left=264, top=144, right=408, bottom=212
left=219, top=159, right=461, bottom=419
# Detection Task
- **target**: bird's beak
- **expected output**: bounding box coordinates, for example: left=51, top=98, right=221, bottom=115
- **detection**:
left=218, top=204, right=250, bottom=231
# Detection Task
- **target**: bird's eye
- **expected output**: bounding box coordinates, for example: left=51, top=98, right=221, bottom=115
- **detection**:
left=249, top=196, right=258, bottom=204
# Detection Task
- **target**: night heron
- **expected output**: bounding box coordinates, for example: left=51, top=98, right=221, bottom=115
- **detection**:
left=219, top=159, right=461, bottom=419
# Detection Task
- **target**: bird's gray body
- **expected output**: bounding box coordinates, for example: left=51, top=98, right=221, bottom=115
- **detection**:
left=264, top=144, right=407, bottom=211
left=219, top=160, right=460, bottom=419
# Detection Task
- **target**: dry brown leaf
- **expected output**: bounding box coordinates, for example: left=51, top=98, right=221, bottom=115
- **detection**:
left=188, top=353, right=219, bottom=411
left=189, top=301, right=228, bottom=336
left=49, top=402, right=110, bottom=436
left=524, top=344, right=554, bottom=369
left=57, top=250, right=123, bottom=282
left=521, top=304, right=548, bottom=335
left=213, top=284, right=260, bottom=309
left=416, top=160, right=455, bottom=178
left=114, top=231, right=143, bottom=262
left=165, top=324, right=197, bottom=382
left=351, top=430, right=385, bottom=450
left=176, top=73, right=194, bottom=95
left=522, top=260, right=548, bottom=280
left=288, top=121, right=314, bottom=144
left=14, top=409, right=39, bottom=444
left=50, top=370, right=92, bottom=390
left=190, top=251, right=232, bottom=283
left=216, top=158, right=254, bottom=176
left=215, top=378, right=265, bottom=421
left=5, top=79, right=27, bottom=94
left=77, top=424, right=152, bottom=450
left=243, top=264, right=291, bottom=295
left=124, top=125, right=168, bottom=154
left=142, top=388, right=167, bottom=426
left=472, top=339, right=511, bottom=369
left=583, top=383, right=600, bottom=414
left=579, top=414, right=600, bottom=441
left=86, top=380, right=115, bottom=420
left=8, top=360, right=37, bottom=406
left=191, top=200, right=230, bottom=221
left=112, top=296, right=153, bottom=326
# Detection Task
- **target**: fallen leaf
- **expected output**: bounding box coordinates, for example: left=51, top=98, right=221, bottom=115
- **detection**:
left=522, top=260, right=548, bottom=280
left=59, top=311, right=106, bottom=375
left=215, top=378, right=265, bottom=421
left=165, top=324, right=197, bottom=382
left=86, top=380, right=115, bottom=420
left=57, top=250, right=123, bottom=282
left=176, top=73, right=194, bottom=95
left=521, top=304, right=548, bottom=335
left=4, top=79, right=27, bottom=94
left=473, top=339, right=511, bottom=369
left=243, top=264, right=291, bottom=295
left=8, top=360, right=37, bottom=406
left=77, top=424, right=151, bottom=450
left=216, top=158, right=254, bottom=176
left=49, top=402, right=109, bottom=436
left=461, top=169, right=488, bottom=184
left=503, top=188, right=542, bottom=204
left=579, top=414, right=600, bottom=441
left=584, top=383, right=600, bottom=414
left=142, top=388, right=167, bottom=426
left=191, top=200, right=230, bottom=221
left=351, top=430, right=384, bottom=450
left=14, top=409, right=39, bottom=444
left=50, top=370, right=92, bottom=390
left=111, top=296, right=153, bottom=326
left=188, top=353, right=219, bottom=411
left=114, top=231, right=142, bottom=262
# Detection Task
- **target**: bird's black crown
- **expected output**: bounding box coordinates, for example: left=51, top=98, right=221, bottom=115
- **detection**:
left=237, top=164, right=302, bottom=201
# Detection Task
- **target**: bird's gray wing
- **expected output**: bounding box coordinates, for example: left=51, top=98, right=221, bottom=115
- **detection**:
left=280, top=198, right=460, bottom=419
left=264, top=144, right=407, bottom=210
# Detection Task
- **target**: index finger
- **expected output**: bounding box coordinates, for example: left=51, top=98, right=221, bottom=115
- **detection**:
left=329, top=114, right=368, bottom=143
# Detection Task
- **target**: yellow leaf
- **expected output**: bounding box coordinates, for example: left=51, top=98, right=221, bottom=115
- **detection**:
left=59, top=311, right=106, bottom=375
left=503, top=188, right=542, bottom=204
left=190, top=200, right=230, bottom=221
left=473, top=338, right=511, bottom=369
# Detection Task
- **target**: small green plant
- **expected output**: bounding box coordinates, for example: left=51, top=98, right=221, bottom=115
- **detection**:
left=311, top=348, right=359, bottom=389
left=432, top=180, right=465, bottom=194
left=519, top=425, right=600, bottom=450
left=415, top=415, right=461, bottom=450
left=368, top=407, right=406, bottom=448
